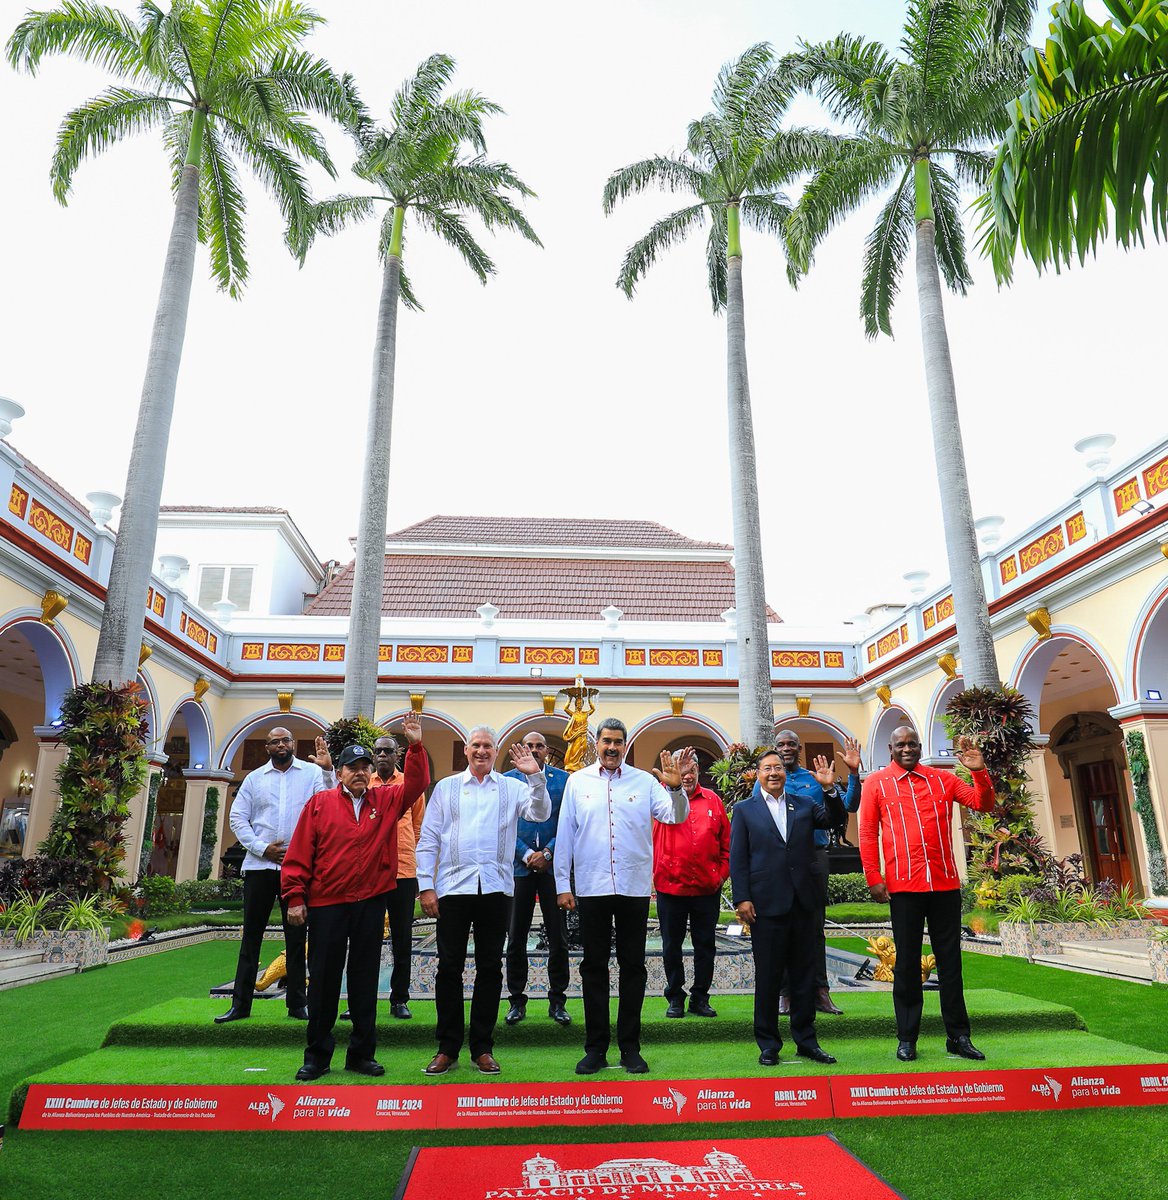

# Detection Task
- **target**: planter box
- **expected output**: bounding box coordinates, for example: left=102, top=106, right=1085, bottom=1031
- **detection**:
left=999, top=918, right=1156, bottom=961
left=0, top=929, right=108, bottom=969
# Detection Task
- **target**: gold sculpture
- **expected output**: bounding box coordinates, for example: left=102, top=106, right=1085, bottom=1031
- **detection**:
left=560, top=675, right=598, bottom=774
left=921, top=953, right=936, bottom=983
left=255, top=950, right=289, bottom=992
left=865, top=934, right=897, bottom=981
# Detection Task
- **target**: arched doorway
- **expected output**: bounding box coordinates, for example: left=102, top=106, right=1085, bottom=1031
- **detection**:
left=149, top=700, right=215, bottom=878
left=926, top=677, right=966, bottom=760
left=496, top=712, right=573, bottom=771
left=626, top=713, right=728, bottom=782
left=869, top=704, right=918, bottom=769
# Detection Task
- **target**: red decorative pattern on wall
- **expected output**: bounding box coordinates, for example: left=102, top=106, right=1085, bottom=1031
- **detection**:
left=1065, top=512, right=1087, bottom=545
left=771, top=650, right=821, bottom=669
left=498, top=646, right=520, bottom=665
left=1114, top=477, right=1142, bottom=516
left=702, top=649, right=723, bottom=667
left=240, top=643, right=264, bottom=660
left=397, top=645, right=449, bottom=664
left=1000, top=555, right=1018, bottom=584
left=1019, top=524, right=1065, bottom=573
left=824, top=650, right=845, bottom=669
left=266, top=643, right=321, bottom=662
left=867, top=643, right=877, bottom=664
left=181, top=611, right=216, bottom=653
left=625, top=648, right=646, bottom=667
left=8, top=483, right=29, bottom=519
left=900, top=622, right=909, bottom=642
left=579, top=647, right=600, bottom=666
left=379, top=645, right=393, bottom=662
left=73, top=533, right=92, bottom=565
left=524, top=647, right=575, bottom=666
left=323, top=644, right=345, bottom=662
left=452, top=645, right=474, bottom=663
left=876, top=628, right=902, bottom=658
left=28, top=499, right=74, bottom=553
left=1143, top=454, right=1168, bottom=500
left=934, top=596, right=953, bottom=622
left=151, top=589, right=165, bottom=616
left=649, top=648, right=700, bottom=668
left=923, top=607, right=936, bottom=630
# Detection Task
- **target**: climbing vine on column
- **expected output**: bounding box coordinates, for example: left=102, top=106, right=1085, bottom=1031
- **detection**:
left=1125, top=731, right=1168, bottom=894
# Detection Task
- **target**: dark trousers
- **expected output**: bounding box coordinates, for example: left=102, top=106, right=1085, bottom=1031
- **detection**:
left=434, top=890, right=510, bottom=1059
left=781, top=847, right=831, bottom=994
left=230, top=867, right=306, bottom=1013
left=889, top=888, right=970, bottom=1043
left=577, top=894, right=650, bottom=1058
left=385, top=876, right=418, bottom=1004
left=750, top=901, right=819, bottom=1054
left=506, top=870, right=569, bottom=1006
left=303, top=892, right=388, bottom=1069
left=657, top=891, right=720, bottom=1003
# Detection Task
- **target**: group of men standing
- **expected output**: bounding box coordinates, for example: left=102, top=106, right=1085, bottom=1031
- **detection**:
left=216, top=712, right=995, bottom=1079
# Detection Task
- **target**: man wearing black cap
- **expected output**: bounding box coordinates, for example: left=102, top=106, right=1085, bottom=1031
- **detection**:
left=282, top=713, right=430, bottom=1081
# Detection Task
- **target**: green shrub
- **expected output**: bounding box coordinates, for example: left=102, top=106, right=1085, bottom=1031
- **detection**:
left=826, top=873, right=871, bottom=904
left=175, top=878, right=242, bottom=907
left=135, top=875, right=188, bottom=917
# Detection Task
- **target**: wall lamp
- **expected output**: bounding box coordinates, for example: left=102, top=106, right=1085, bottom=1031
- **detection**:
left=529, top=666, right=543, bottom=677
left=1148, top=689, right=1164, bottom=702
left=1132, top=500, right=1155, bottom=516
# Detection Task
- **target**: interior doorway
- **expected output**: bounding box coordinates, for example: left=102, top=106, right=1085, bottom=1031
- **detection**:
left=1075, top=759, right=1133, bottom=889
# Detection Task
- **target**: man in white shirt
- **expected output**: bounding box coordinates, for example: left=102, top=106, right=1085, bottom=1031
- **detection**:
left=416, top=726, right=549, bottom=1076
left=555, top=718, right=692, bottom=1075
left=215, top=728, right=334, bottom=1024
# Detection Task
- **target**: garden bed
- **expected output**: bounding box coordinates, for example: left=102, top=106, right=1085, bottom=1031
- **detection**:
left=999, top=919, right=1157, bottom=961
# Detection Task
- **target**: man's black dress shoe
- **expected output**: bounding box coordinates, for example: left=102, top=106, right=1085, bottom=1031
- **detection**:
left=391, top=1003, right=412, bottom=1020
left=758, top=1049, right=780, bottom=1066
left=946, top=1036, right=985, bottom=1060
left=688, top=998, right=718, bottom=1018
left=295, top=1063, right=329, bottom=1081
left=287, top=1006, right=309, bottom=1020
left=346, top=1058, right=385, bottom=1077
left=896, top=1041, right=917, bottom=1062
left=213, top=1007, right=249, bottom=1024
left=665, top=1001, right=685, bottom=1018
left=575, top=1053, right=609, bottom=1075
left=504, top=1002, right=526, bottom=1026
left=620, top=1052, right=649, bottom=1074
left=797, top=1045, right=837, bottom=1065
left=549, top=1004, right=572, bottom=1026
left=339, top=1009, right=351, bottom=1021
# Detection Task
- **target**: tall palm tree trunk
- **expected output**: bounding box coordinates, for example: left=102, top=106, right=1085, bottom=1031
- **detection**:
left=342, top=244, right=402, bottom=719
left=725, top=210, right=775, bottom=746
left=92, top=111, right=205, bottom=686
left=913, top=161, right=999, bottom=689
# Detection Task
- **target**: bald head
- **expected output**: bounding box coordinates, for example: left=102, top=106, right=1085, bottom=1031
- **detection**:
left=889, top=726, right=921, bottom=770
left=264, top=726, right=295, bottom=768
left=521, top=729, right=549, bottom=768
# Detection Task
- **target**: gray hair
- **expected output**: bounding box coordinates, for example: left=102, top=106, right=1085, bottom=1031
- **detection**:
left=596, top=717, right=628, bottom=739
left=466, top=724, right=497, bottom=745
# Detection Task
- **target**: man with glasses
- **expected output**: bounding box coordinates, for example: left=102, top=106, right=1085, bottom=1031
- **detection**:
left=504, top=730, right=571, bottom=1028
left=215, top=727, right=334, bottom=1024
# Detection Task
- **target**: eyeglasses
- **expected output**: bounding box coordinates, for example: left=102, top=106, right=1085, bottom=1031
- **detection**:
left=266, top=737, right=294, bottom=746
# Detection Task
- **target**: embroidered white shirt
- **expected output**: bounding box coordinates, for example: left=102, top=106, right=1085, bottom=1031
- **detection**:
left=554, top=761, right=687, bottom=897
left=416, top=769, right=549, bottom=897
left=229, top=757, right=335, bottom=873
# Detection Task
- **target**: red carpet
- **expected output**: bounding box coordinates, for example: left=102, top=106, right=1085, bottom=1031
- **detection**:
left=394, top=1135, right=903, bottom=1200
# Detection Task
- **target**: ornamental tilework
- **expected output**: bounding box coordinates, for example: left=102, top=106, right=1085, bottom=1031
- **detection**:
left=771, top=650, right=821, bottom=669
left=1019, top=524, right=1065, bottom=573
left=648, top=648, right=699, bottom=668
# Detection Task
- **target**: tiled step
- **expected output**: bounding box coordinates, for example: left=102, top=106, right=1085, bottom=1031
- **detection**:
left=0, top=959, right=77, bottom=991
left=0, top=947, right=48, bottom=971
left=1057, top=938, right=1150, bottom=962
left=1033, top=945, right=1153, bottom=983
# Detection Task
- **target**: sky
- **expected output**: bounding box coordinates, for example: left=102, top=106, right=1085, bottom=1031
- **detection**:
left=1, top=0, right=1162, bottom=626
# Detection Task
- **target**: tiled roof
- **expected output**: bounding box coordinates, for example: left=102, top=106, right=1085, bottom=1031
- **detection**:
left=386, top=515, right=732, bottom=551
left=4, top=441, right=91, bottom=518
left=306, top=554, right=780, bottom=622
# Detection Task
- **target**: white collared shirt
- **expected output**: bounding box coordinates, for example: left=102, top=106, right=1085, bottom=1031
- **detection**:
left=555, top=760, right=687, bottom=898
left=416, top=768, right=549, bottom=897
left=228, top=757, right=335, bottom=873
left=343, top=784, right=364, bottom=821
left=763, top=790, right=788, bottom=840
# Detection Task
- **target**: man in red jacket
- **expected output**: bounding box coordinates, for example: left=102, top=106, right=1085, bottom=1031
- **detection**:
left=653, top=752, right=731, bottom=1018
left=283, top=713, right=430, bottom=1082
left=859, top=725, right=993, bottom=1063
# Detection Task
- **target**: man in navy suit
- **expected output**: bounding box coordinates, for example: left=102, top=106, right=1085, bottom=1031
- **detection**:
left=504, top=730, right=572, bottom=1027
left=731, top=748, right=843, bottom=1066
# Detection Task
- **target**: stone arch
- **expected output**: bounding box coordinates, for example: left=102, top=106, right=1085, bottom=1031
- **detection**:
left=0, top=613, right=79, bottom=724
left=159, top=698, right=213, bottom=769
left=375, top=707, right=469, bottom=743
left=1011, top=628, right=1123, bottom=717
left=771, top=712, right=859, bottom=746
left=215, top=707, right=329, bottom=770
left=496, top=709, right=571, bottom=750
left=926, top=676, right=966, bottom=759
left=135, top=668, right=159, bottom=753
left=626, top=712, right=731, bottom=754
left=868, top=703, right=921, bottom=769
left=1129, top=579, right=1168, bottom=703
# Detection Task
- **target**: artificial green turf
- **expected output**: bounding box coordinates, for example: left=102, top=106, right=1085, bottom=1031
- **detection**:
left=99, top=988, right=1086, bottom=1051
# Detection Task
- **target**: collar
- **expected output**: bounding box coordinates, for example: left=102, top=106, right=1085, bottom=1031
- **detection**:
left=462, top=768, right=496, bottom=786
left=599, top=764, right=624, bottom=780
left=374, top=768, right=403, bottom=785
left=261, top=757, right=304, bottom=774
left=762, top=789, right=787, bottom=803
left=892, top=765, right=926, bottom=782
left=341, top=783, right=366, bottom=802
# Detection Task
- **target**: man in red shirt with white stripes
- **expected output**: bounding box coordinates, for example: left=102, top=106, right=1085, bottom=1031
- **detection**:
left=859, top=725, right=994, bottom=1063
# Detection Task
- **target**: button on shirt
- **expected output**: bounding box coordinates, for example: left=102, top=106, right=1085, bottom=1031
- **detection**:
left=554, top=761, right=688, bottom=898
left=228, top=757, right=334, bottom=873
left=416, top=769, right=550, bottom=898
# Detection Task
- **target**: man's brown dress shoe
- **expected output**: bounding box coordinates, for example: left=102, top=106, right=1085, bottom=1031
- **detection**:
left=815, top=988, right=844, bottom=1015
left=474, top=1052, right=501, bottom=1074
left=423, top=1052, right=457, bottom=1076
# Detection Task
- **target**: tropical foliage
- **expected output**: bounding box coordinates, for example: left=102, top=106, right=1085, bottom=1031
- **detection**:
left=197, top=785, right=219, bottom=880
left=979, top=0, right=1168, bottom=280
left=784, top=1, right=1033, bottom=689
left=944, top=685, right=1046, bottom=878
left=324, top=714, right=387, bottom=761
left=40, top=681, right=150, bottom=890
left=6, top=1, right=361, bottom=687
left=1126, top=730, right=1168, bottom=893
left=708, top=741, right=771, bottom=810
left=603, top=44, right=823, bottom=745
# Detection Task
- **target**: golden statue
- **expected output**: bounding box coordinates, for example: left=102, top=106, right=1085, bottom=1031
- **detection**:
left=255, top=950, right=289, bottom=992
left=921, top=953, right=936, bottom=984
left=560, top=675, right=598, bottom=774
left=866, top=934, right=897, bottom=982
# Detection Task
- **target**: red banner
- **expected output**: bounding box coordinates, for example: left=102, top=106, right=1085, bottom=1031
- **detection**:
left=20, top=1064, right=1168, bottom=1131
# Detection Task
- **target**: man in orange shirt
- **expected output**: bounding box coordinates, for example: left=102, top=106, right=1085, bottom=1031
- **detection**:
left=859, top=726, right=993, bottom=1063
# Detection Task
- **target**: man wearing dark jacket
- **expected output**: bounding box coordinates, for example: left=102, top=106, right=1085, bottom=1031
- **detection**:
left=282, top=713, right=430, bottom=1082
left=731, top=749, right=843, bottom=1066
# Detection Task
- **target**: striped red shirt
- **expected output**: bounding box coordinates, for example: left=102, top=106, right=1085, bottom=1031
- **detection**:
left=859, top=763, right=994, bottom=893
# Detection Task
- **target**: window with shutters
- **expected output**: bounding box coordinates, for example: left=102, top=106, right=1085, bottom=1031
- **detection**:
left=197, top=565, right=255, bottom=613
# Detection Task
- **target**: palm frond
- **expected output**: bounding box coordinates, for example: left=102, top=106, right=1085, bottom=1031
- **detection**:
left=786, top=34, right=897, bottom=128
left=199, top=119, right=248, bottom=296
left=739, top=193, right=794, bottom=248
left=601, top=155, right=707, bottom=213
left=215, top=115, right=312, bottom=227
left=860, top=164, right=914, bottom=338
left=412, top=202, right=496, bottom=282
left=949, top=147, right=994, bottom=190
left=704, top=206, right=729, bottom=311
left=615, top=202, right=709, bottom=299
left=929, top=161, right=974, bottom=295
left=287, top=192, right=380, bottom=259
left=6, top=0, right=147, bottom=79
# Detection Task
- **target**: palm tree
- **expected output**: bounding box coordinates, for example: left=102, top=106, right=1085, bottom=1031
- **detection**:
left=290, top=53, right=540, bottom=720
left=603, top=44, right=824, bottom=747
left=786, top=1, right=1035, bottom=689
left=979, top=0, right=1168, bottom=280
left=7, top=1, right=360, bottom=687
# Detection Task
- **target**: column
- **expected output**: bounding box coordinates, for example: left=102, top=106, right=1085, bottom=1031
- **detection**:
left=123, top=754, right=167, bottom=884
left=175, top=770, right=235, bottom=883
left=1112, top=710, right=1168, bottom=901
left=1024, top=735, right=1058, bottom=854
left=23, top=726, right=68, bottom=855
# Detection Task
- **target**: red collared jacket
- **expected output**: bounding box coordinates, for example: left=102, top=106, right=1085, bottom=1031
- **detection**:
left=281, top=744, right=430, bottom=908
left=859, top=761, right=994, bottom=893
left=653, top=784, right=731, bottom=896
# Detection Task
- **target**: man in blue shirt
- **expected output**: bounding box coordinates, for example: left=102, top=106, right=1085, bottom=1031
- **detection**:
left=504, top=730, right=572, bottom=1027
left=753, top=730, right=862, bottom=1014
